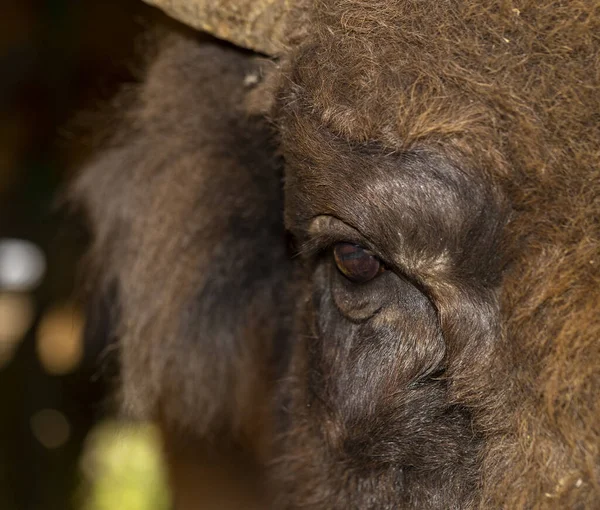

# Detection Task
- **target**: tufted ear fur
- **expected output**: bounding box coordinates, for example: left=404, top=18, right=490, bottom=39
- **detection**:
left=72, top=29, right=292, bottom=465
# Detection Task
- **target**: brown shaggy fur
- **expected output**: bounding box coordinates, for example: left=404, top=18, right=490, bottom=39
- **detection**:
left=73, top=1, right=599, bottom=509
left=272, top=1, right=599, bottom=508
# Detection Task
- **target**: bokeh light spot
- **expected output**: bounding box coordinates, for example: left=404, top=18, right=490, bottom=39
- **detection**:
left=0, top=238, right=46, bottom=291
left=36, top=303, right=84, bottom=375
left=80, top=421, right=170, bottom=510
left=30, top=409, right=71, bottom=449
left=0, top=292, right=35, bottom=369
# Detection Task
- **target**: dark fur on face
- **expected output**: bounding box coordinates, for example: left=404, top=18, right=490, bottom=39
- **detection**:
left=272, top=138, right=507, bottom=508
left=73, top=1, right=599, bottom=508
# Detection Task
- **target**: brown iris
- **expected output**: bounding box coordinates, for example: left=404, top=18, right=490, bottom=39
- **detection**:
left=333, top=243, right=384, bottom=283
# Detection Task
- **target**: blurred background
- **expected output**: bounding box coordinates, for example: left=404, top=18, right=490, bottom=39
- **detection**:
left=0, top=1, right=170, bottom=508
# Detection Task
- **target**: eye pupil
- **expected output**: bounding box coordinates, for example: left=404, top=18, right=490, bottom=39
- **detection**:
left=333, top=243, right=383, bottom=283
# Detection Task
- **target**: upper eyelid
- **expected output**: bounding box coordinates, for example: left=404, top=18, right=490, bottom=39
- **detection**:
left=296, top=232, right=353, bottom=259
left=301, top=215, right=383, bottom=260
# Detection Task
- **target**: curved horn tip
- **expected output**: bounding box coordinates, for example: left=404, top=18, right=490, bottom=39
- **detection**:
left=141, top=0, right=291, bottom=56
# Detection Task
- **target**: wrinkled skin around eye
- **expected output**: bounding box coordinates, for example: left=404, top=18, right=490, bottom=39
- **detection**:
left=333, top=242, right=384, bottom=283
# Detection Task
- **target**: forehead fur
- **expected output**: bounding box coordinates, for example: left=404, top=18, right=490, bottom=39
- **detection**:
left=281, top=0, right=599, bottom=179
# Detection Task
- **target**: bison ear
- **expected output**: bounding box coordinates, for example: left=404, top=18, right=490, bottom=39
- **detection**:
left=142, top=0, right=292, bottom=55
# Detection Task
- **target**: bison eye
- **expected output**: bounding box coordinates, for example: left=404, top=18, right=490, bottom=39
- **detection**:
left=333, top=243, right=384, bottom=283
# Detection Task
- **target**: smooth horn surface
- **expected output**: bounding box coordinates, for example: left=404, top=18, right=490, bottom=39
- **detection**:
left=142, top=0, right=290, bottom=55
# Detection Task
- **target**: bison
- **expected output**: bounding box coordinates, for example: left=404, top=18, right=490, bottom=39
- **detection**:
left=73, top=0, right=599, bottom=508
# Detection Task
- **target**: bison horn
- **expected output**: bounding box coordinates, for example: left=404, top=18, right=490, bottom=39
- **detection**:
left=141, top=0, right=291, bottom=55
